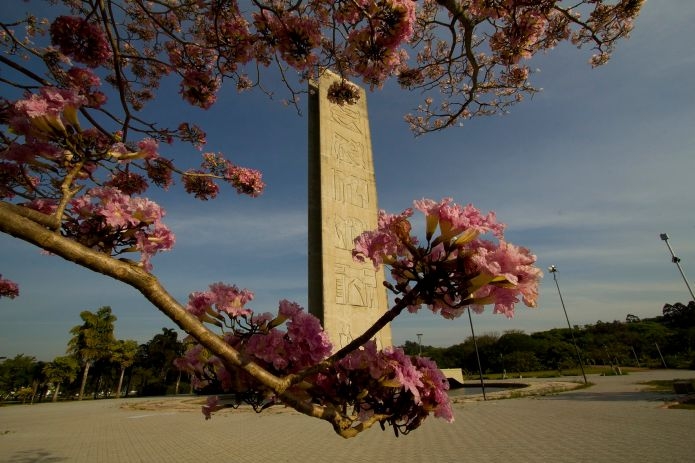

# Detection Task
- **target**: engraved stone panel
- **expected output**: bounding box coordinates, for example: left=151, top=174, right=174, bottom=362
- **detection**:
left=332, top=169, right=369, bottom=208
left=308, top=71, right=392, bottom=351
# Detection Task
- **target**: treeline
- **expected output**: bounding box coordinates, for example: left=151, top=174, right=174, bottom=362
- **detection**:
left=401, top=301, right=695, bottom=375
left=4, top=301, right=695, bottom=403
left=0, top=306, right=188, bottom=403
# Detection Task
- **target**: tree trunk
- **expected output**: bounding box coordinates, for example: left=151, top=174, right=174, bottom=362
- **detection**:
left=30, top=380, right=38, bottom=404
left=175, top=370, right=181, bottom=395
left=115, top=367, right=125, bottom=399
left=78, top=362, right=91, bottom=401
left=124, top=369, right=133, bottom=398
left=52, top=383, right=61, bottom=402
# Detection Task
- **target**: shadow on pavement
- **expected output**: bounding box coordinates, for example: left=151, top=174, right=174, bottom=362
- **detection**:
left=6, top=449, right=68, bottom=463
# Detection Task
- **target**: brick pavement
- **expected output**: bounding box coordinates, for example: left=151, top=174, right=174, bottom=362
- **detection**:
left=1, top=370, right=694, bottom=463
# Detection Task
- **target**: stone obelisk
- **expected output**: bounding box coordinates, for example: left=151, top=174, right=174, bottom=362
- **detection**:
left=308, top=71, right=392, bottom=351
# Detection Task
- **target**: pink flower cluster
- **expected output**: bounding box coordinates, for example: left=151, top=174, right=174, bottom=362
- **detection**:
left=180, top=70, right=222, bottom=110
left=245, top=300, right=333, bottom=371
left=66, top=67, right=107, bottom=108
left=178, top=296, right=333, bottom=400
left=186, top=282, right=255, bottom=320
left=178, top=288, right=452, bottom=433
left=0, top=275, right=19, bottom=299
left=353, top=198, right=542, bottom=319
left=10, top=86, right=86, bottom=140
left=64, top=187, right=175, bottom=270
left=226, top=164, right=265, bottom=197
left=314, top=341, right=453, bottom=434
left=50, top=16, right=112, bottom=68
left=253, top=12, right=322, bottom=71
left=339, top=0, right=416, bottom=87
left=183, top=152, right=264, bottom=200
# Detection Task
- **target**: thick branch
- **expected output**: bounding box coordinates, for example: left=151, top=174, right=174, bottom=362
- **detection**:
left=0, top=202, right=381, bottom=437
left=0, top=201, right=276, bottom=380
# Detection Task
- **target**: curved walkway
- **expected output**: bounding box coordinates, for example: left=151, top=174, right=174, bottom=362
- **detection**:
left=1, top=370, right=694, bottom=463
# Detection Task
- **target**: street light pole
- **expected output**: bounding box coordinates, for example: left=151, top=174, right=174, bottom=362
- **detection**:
left=659, top=233, right=695, bottom=301
left=416, top=333, right=423, bottom=355
left=548, top=265, right=588, bottom=385
left=467, top=308, right=487, bottom=400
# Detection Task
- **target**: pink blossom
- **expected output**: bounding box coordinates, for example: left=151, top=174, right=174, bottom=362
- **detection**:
left=146, top=158, right=174, bottom=190
left=209, top=282, right=254, bottom=318
left=180, top=70, right=221, bottom=109
left=353, top=198, right=541, bottom=320
left=136, top=224, right=175, bottom=271
left=186, top=291, right=215, bottom=318
left=253, top=12, right=321, bottom=71
left=352, top=208, right=414, bottom=268
left=278, top=299, right=302, bottom=318
left=50, top=16, right=112, bottom=68
left=178, top=123, right=207, bottom=149
left=3, top=142, right=61, bottom=163
left=66, top=67, right=106, bottom=108
left=105, top=171, right=149, bottom=195
left=64, top=187, right=174, bottom=270
left=413, top=197, right=505, bottom=241
left=382, top=347, right=424, bottom=404
left=245, top=329, right=289, bottom=370
left=183, top=170, right=219, bottom=200
left=12, top=87, right=86, bottom=136
left=0, top=275, right=19, bottom=299
left=136, top=138, right=159, bottom=159
left=225, top=164, right=265, bottom=197
left=469, top=240, right=543, bottom=317
left=246, top=300, right=331, bottom=372
left=327, top=80, right=361, bottom=106
left=413, top=356, right=453, bottom=422
left=325, top=341, right=453, bottom=433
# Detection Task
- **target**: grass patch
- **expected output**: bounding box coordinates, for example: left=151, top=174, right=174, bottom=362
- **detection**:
left=471, top=366, right=644, bottom=381
left=640, top=379, right=695, bottom=410
left=641, top=379, right=695, bottom=392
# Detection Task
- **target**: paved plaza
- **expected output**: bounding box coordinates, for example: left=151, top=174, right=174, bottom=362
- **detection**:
left=1, top=370, right=695, bottom=462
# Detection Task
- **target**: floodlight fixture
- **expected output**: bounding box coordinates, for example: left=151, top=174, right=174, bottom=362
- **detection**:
left=549, top=265, right=588, bottom=385
left=659, top=233, right=695, bottom=301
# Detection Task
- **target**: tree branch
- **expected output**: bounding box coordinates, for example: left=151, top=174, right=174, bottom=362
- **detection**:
left=0, top=201, right=375, bottom=436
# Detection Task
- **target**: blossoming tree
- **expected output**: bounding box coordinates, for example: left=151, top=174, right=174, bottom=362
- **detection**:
left=0, top=0, right=642, bottom=438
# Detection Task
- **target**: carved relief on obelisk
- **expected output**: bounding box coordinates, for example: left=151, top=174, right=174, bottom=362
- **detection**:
left=308, top=71, right=392, bottom=351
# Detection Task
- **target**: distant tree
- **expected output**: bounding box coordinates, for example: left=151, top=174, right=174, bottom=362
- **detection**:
left=67, top=306, right=117, bottom=400
left=626, top=314, right=641, bottom=323
left=112, top=340, right=139, bottom=398
left=147, top=328, right=183, bottom=383
left=29, top=360, right=48, bottom=403
left=0, top=354, right=38, bottom=400
left=662, top=302, right=695, bottom=328
left=43, top=356, right=80, bottom=402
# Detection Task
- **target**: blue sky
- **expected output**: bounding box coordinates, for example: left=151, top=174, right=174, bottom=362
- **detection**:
left=2, top=1, right=694, bottom=361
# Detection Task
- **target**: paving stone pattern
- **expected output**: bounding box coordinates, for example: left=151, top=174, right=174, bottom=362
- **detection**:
left=1, top=370, right=694, bottom=462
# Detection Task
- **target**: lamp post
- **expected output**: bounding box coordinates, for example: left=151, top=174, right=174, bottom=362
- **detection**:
left=416, top=333, right=423, bottom=355
left=467, top=308, right=487, bottom=400
left=548, top=265, right=588, bottom=385
left=659, top=233, right=695, bottom=301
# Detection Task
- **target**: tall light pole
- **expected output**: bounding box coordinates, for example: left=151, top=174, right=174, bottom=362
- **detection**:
left=659, top=233, right=695, bottom=301
left=416, top=333, right=423, bottom=355
left=467, top=308, right=487, bottom=400
left=548, top=265, right=588, bottom=385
